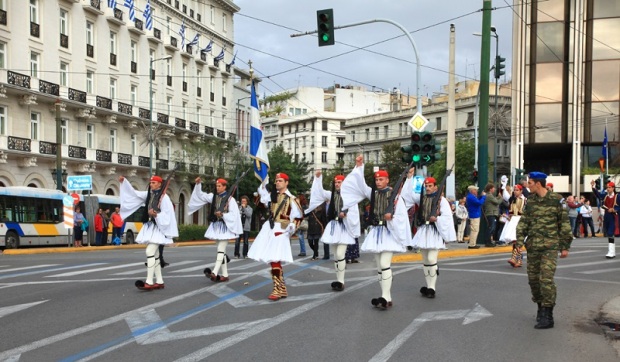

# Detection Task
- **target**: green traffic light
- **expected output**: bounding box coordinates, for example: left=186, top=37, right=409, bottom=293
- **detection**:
left=412, top=154, right=421, bottom=162
left=322, top=33, right=330, bottom=42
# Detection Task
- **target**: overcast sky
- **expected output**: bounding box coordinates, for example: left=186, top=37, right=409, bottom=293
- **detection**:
left=232, top=0, right=514, bottom=98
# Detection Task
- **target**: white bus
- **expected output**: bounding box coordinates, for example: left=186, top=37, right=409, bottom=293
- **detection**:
left=0, top=187, right=144, bottom=248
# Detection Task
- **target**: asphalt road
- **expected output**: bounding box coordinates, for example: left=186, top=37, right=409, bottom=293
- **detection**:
left=1, top=238, right=619, bottom=361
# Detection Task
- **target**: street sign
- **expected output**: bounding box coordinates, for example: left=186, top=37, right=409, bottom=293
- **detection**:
left=412, top=175, right=425, bottom=194
left=67, top=175, right=92, bottom=191
left=62, top=194, right=74, bottom=207
left=71, top=193, right=80, bottom=205
left=407, top=112, right=429, bottom=132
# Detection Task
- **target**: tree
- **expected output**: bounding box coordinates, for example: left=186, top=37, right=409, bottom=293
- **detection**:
left=426, top=136, right=476, bottom=197
left=266, top=144, right=311, bottom=195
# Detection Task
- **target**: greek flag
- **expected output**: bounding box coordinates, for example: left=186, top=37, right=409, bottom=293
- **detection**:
left=249, top=80, right=269, bottom=186
left=189, top=33, right=200, bottom=46
left=228, top=51, right=237, bottom=66
left=603, top=126, right=608, bottom=158
left=108, top=0, right=116, bottom=8
left=214, top=47, right=225, bottom=62
left=143, top=0, right=153, bottom=31
left=179, top=20, right=186, bottom=48
left=201, top=39, right=213, bottom=53
left=124, top=0, right=135, bottom=21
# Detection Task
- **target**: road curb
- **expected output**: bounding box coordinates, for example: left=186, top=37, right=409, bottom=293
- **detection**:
left=392, top=245, right=513, bottom=263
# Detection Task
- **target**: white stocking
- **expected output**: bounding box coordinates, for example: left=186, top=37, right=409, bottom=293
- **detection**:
left=145, top=243, right=159, bottom=285
left=422, top=249, right=439, bottom=291
left=212, top=240, right=228, bottom=276
left=334, top=244, right=347, bottom=284
left=375, top=252, right=393, bottom=301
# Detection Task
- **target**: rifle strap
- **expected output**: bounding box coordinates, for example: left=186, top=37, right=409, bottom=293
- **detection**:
left=272, top=193, right=290, bottom=223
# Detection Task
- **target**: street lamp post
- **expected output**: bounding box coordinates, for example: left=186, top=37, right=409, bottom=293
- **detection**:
left=149, top=55, right=172, bottom=178
left=54, top=99, right=63, bottom=191
left=491, top=26, right=499, bottom=183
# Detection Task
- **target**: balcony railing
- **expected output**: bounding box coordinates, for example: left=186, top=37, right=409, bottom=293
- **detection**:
left=210, top=92, right=215, bottom=102
left=68, top=145, right=87, bottom=159
left=139, top=108, right=150, bottom=120
left=182, top=81, right=187, bottom=92
left=150, top=69, right=155, bottom=80
left=197, top=87, right=201, bottom=97
left=217, top=130, right=225, bottom=139
left=222, top=97, right=226, bottom=106
left=185, top=45, right=192, bottom=53
left=189, top=122, right=199, bottom=132
left=96, top=149, right=112, bottom=162
left=190, top=163, right=199, bottom=173
left=39, top=80, right=60, bottom=96
left=113, top=8, right=123, bottom=21
left=205, top=126, right=214, bottom=136
left=153, top=28, right=161, bottom=40
left=130, top=61, right=137, bottom=73
left=8, top=136, right=31, bottom=152
left=7, top=71, right=31, bottom=89
left=110, top=53, right=117, bottom=66
left=39, top=141, right=56, bottom=155
left=169, top=36, right=177, bottom=48
left=138, top=156, right=150, bottom=167
left=228, top=133, right=237, bottom=142
left=68, top=88, right=87, bottom=103
left=30, top=22, right=39, bottom=37
left=89, top=0, right=101, bottom=10
left=60, top=33, right=69, bottom=48
left=157, top=113, right=169, bottom=124
left=87, top=44, right=94, bottom=58
left=200, top=52, right=207, bottom=62
left=118, top=153, right=132, bottom=165
left=175, top=118, right=186, bottom=129
left=0, top=9, right=7, bottom=26
left=175, top=162, right=186, bottom=171
left=134, top=19, right=143, bottom=31
left=167, top=75, right=172, bottom=86
left=118, top=102, right=132, bottom=115
left=96, top=96, right=112, bottom=109
left=158, top=159, right=169, bottom=170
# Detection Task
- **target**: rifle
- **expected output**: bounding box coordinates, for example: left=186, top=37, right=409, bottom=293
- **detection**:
left=268, top=183, right=278, bottom=229
left=427, top=164, right=455, bottom=224
left=326, top=180, right=337, bottom=221
left=153, top=165, right=179, bottom=213
left=217, top=168, right=251, bottom=213
left=385, top=161, right=415, bottom=216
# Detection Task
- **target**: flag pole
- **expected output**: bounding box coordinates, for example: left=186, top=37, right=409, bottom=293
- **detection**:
left=606, top=118, right=609, bottom=177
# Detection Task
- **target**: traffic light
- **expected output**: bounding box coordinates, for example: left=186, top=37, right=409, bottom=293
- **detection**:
left=429, top=138, right=442, bottom=163
left=604, top=174, right=611, bottom=186
left=472, top=170, right=479, bottom=183
left=316, top=9, right=335, bottom=47
left=401, top=132, right=422, bottom=164
left=419, top=131, right=434, bottom=165
left=494, top=55, right=506, bottom=79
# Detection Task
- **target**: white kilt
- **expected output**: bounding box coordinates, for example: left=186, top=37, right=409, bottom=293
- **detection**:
left=135, top=222, right=175, bottom=245
left=205, top=220, right=238, bottom=240
left=247, top=221, right=294, bottom=263
left=499, top=215, right=521, bottom=243
left=408, top=224, right=447, bottom=250
left=360, top=225, right=407, bottom=253
left=321, top=220, right=356, bottom=245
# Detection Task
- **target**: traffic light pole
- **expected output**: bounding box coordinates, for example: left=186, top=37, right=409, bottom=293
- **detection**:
left=292, top=18, right=423, bottom=115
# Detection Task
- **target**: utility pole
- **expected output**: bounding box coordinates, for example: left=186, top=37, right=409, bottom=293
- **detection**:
left=446, top=24, right=456, bottom=200
left=55, top=99, right=63, bottom=191
left=478, top=0, right=493, bottom=246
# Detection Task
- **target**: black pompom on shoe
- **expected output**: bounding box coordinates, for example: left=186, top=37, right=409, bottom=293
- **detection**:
left=420, top=287, right=428, bottom=297
left=425, top=288, right=436, bottom=298
left=331, top=281, right=344, bottom=291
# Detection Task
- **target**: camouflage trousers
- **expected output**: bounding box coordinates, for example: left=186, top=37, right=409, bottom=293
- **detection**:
left=526, top=249, right=558, bottom=307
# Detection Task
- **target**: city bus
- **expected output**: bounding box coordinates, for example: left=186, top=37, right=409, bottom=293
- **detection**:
left=0, top=187, right=144, bottom=248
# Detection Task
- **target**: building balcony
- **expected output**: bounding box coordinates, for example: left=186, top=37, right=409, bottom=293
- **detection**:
left=86, top=44, right=94, bottom=58
left=128, top=19, right=145, bottom=36
left=196, top=51, right=207, bottom=65
left=30, top=22, right=40, bottom=38
left=96, top=96, right=112, bottom=110
left=164, top=36, right=178, bottom=51
left=60, top=34, right=69, bottom=49
left=82, top=0, right=104, bottom=16
left=175, top=118, right=186, bottom=129
left=139, top=108, right=150, bottom=120
left=0, top=9, right=7, bottom=26
left=147, top=28, right=162, bottom=44
left=110, top=53, right=117, bottom=66
left=130, top=61, right=137, bottom=74
left=105, top=7, right=124, bottom=25
left=157, top=113, right=169, bottom=124
left=117, top=102, right=132, bottom=116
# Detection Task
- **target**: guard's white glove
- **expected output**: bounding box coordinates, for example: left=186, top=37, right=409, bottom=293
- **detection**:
left=285, top=223, right=296, bottom=237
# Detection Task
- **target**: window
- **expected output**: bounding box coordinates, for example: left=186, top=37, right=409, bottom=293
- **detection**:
left=130, top=85, right=137, bottom=105
left=166, top=96, right=172, bottom=115
left=30, top=51, right=39, bottom=78
left=0, top=42, right=5, bottom=69
left=130, top=41, right=137, bottom=62
left=222, top=80, right=226, bottom=96
left=322, top=120, right=328, bottom=131
left=466, top=112, right=474, bottom=127
left=166, top=141, right=171, bottom=160
left=110, top=31, right=117, bottom=55
left=374, top=127, right=379, bottom=139
left=196, top=106, right=201, bottom=123
left=131, top=134, right=137, bottom=155
left=166, top=16, right=171, bottom=35
left=182, top=101, right=187, bottom=119
left=436, top=117, right=442, bottom=131
left=210, top=6, right=215, bottom=24
left=351, top=130, right=356, bottom=142
left=61, top=119, right=67, bottom=144
left=287, top=139, right=291, bottom=150
left=110, top=78, right=117, bottom=99
left=86, top=71, right=94, bottom=93
left=321, top=152, right=327, bottom=163
left=384, top=125, right=389, bottom=138
left=222, top=13, right=227, bottom=32
left=60, top=62, right=68, bottom=86
left=30, top=0, right=38, bottom=24
left=86, top=124, right=94, bottom=148
left=322, top=136, right=327, bottom=147
left=30, top=112, right=39, bottom=140
left=310, top=152, right=315, bottom=162
left=210, top=110, right=214, bottom=126
left=166, top=58, right=171, bottom=76
left=210, top=76, right=214, bottom=94
left=86, top=21, right=94, bottom=46
left=365, top=128, right=370, bottom=141
left=0, top=106, right=5, bottom=135
left=60, top=9, right=68, bottom=35
left=109, top=129, right=117, bottom=152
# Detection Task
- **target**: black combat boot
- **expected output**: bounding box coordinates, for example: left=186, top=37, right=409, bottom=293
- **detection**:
left=534, top=307, right=554, bottom=329
left=536, top=303, right=542, bottom=322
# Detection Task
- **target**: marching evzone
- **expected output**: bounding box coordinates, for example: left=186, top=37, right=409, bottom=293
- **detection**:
left=306, top=170, right=361, bottom=291
left=591, top=180, right=620, bottom=258
left=119, top=175, right=179, bottom=291
left=340, top=155, right=411, bottom=309
left=188, top=177, right=243, bottom=282
left=247, top=172, right=303, bottom=301
left=500, top=184, right=527, bottom=267
left=401, top=170, right=456, bottom=299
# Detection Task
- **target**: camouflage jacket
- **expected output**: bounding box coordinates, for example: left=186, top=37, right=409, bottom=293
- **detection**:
left=516, top=191, right=572, bottom=251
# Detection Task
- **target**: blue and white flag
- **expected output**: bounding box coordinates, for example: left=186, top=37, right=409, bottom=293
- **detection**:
left=214, top=47, right=225, bottom=62
left=179, top=20, right=186, bottom=48
left=143, top=0, right=153, bottom=31
left=603, top=126, right=608, bottom=159
left=201, top=39, right=213, bottom=53
left=124, top=0, right=135, bottom=21
left=228, top=51, right=237, bottom=66
left=108, top=0, right=117, bottom=8
left=189, top=33, right=200, bottom=47
left=249, top=81, right=269, bottom=186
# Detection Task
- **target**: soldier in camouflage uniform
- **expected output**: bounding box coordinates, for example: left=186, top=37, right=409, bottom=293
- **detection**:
left=516, top=171, right=572, bottom=329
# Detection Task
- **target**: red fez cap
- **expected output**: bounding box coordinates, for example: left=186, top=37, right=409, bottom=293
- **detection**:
left=374, top=170, right=389, bottom=179
left=276, top=173, right=289, bottom=181
left=150, top=176, right=163, bottom=183
left=609, top=182, right=616, bottom=188
left=425, top=177, right=436, bottom=184
left=334, top=175, right=345, bottom=181
left=216, top=178, right=227, bottom=185
left=546, top=183, right=553, bottom=188
left=514, top=184, right=523, bottom=191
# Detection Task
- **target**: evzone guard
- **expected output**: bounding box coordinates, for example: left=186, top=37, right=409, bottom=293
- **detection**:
left=341, top=155, right=411, bottom=309
left=119, top=175, right=179, bottom=291
left=248, top=172, right=303, bottom=301
left=306, top=170, right=361, bottom=291
left=402, top=168, right=456, bottom=298
left=188, top=177, right=243, bottom=282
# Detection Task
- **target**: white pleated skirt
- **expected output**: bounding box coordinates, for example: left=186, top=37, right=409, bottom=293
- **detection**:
left=321, top=220, right=356, bottom=245
left=360, top=225, right=406, bottom=253
left=499, top=215, right=521, bottom=243
left=247, top=221, right=294, bottom=263
left=136, top=222, right=175, bottom=245
left=407, top=224, right=447, bottom=250
left=205, top=220, right=238, bottom=240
